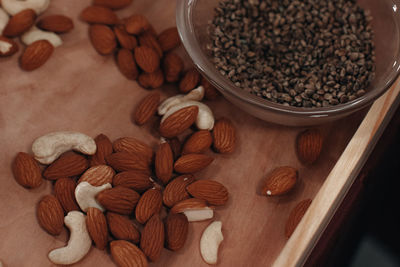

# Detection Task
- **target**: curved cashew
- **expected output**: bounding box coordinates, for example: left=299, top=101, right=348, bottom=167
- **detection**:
left=1, top=0, right=50, bottom=15
left=158, top=86, right=205, bottom=115
left=0, top=8, right=9, bottom=35
left=32, top=131, right=97, bottom=164
left=21, top=26, right=63, bottom=48
left=75, top=182, right=111, bottom=212
left=48, top=211, right=92, bottom=265
left=161, top=100, right=214, bottom=130
left=200, top=221, right=224, bottom=265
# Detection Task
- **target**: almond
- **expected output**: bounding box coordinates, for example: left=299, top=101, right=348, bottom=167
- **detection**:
left=186, top=180, right=229, bottom=206
left=285, top=199, right=312, bottom=238
left=94, top=0, right=133, bottom=10
left=138, top=69, right=164, bottom=89
left=86, top=207, right=108, bottom=250
left=20, top=40, right=54, bottom=71
left=80, top=6, right=118, bottom=25
left=296, top=128, right=323, bottom=165
left=212, top=118, right=236, bottom=154
left=54, top=177, right=79, bottom=212
left=113, top=137, right=153, bottom=164
left=201, top=76, right=220, bottom=100
left=163, top=175, right=195, bottom=207
left=0, top=36, right=19, bottom=57
left=134, top=46, right=160, bottom=73
left=43, top=152, right=89, bottom=180
left=3, top=9, right=36, bottom=37
left=12, top=152, right=42, bottom=189
left=135, top=188, right=163, bottom=224
left=89, top=24, right=117, bottom=55
left=179, top=68, right=201, bottom=93
left=89, top=133, right=113, bottom=166
left=174, top=153, right=213, bottom=174
left=106, top=152, right=150, bottom=173
left=107, top=212, right=140, bottom=243
left=96, top=186, right=140, bottom=215
left=78, top=165, right=115, bottom=186
left=134, top=92, right=160, bottom=126
left=155, top=142, right=173, bottom=184
left=162, top=52, right=184, bottom=82
left=110, top=240, right=148, bottom=267
left=182, top=130, right=213, bottom=154
left=113, top=170, right=153, bottom=192
left=37, top=195, right=64, bottom=235
left=170, top=198, right=214, bottom=222
left=117, top=48, right=139, bottom=80
left=261, top=166, right=298, bottom=196
left=165, top=213, right=188, bottom=251
left=157, top=27, right=180, bottom=52
left=124, top=14, right=150, bottom=35
left=159, top=106, right=199, bottom=138
left=37, top=15, right=74, bottom=33
left=140, top=214, right=164, bottom=262
left=114, top=26, right=137, bottom=50
left=139, top=31, right=163, bottom=58
left=167, top=137, right=181, bottom=160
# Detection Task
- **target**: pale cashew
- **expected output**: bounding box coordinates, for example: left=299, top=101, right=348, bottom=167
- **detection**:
left=21, top=26, right=63, bottom=48
left=32, top=131, right=97, bottom=164
left=48, top=211, right=92, bottom=265
left=171, top=199, right=214, bottom=222
left=75, top=182, right=111, bottom=212
left=200, top=221, right=224, bottom=265
left=0, top=8, right=9, bottom=35
left=1, top=0, right=50, bottom=15
left=158, top=86, right=205, bottom=115
left=183, top=208, right=214, bottom=222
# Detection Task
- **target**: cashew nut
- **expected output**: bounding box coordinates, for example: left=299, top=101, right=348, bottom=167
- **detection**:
left=158, top=85, right=205, bottom=115
left=171, top=198, right=214, bottom=222
left=183, top=208, right=214, bottom=222
left=48, top=211, right=92, bottom=265
left=1, top=0, right=50, bottom=15
left=200, top=221, right=224, bottom=265
left=32, top=131, right=97, bottom=164
left=21, top=26, right=63, bottom=48
left=75, top=182, right=111, bottom=212
left=0, top=8, right=9, bottom=35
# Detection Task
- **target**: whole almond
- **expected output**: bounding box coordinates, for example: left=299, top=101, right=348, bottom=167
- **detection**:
left=124, top=14, right=150, bottom=35
left=138, top=69, right=164, bottom=89
left=261, top=166, right=298, bottom=196
left=3, top=9, right=36, bottom=37
left=170, top=198, right=208, bottom=214
left=139, top=31, right=163, bottom=58
left=296, top=129, right=323, bottom=165
left=182, top=130, right=213, bottom=154
left=107, top=212, right=140, bottom=243
left=179, top=68, right=201, bottom=93
left=110, top=240, right=148, bottom=267
left=96, top=186, right=140, bottom=215
left=212, top=118, right=236, bottom=154
left=113, top=170, right=153, bottom=192
left=157, top=27, right=180, bottom=52
left=162, top=52, right=184, bottom=82
left=201, top=76, right=220, bottom=100
left=20, top=40, right=54, bottom=71
left=113, top=137, right=153, bottom=164
left=78, top=165, right=115, bottom=186
left=89, top=24, right=116, bottom=55
left=37, top=195, right=64, bottom=235
left=94, top=0, right=133, bottom=10
left=135, top=188, right=163, bottom=224
left=134, top=46, right=160, bottom=73
left=174, top=153, right=214, bottom=174
left=163, top=175, right=195, bottom=207
left=54, top=178, right=79, bottom=212
left=37, top=15, right=74, bottom=33
left=106, top=152, right=150, bottom=173
left=140, top=214, right=165, bottom=262
left=165, top=213, right=189, bottom=251
left=80, top=6, right=118, bottom=25
left=155, top=142, right=173, bottom=184
left=134, top=92, right=160, bottom=125
left=86, top=207, right=108, bottom=250
left=186, top=180, right=229, bottom=206
left=114, top=26, right=137, bottom=50
left=117, top=48, right=139, bottom=80
left=0, top=36, right=19, bottom=57
left=12, top=152, right=42, bottom=189
left=89, top=133, right=113, bottom=166
left=159, top=106, right=199, bottom=138
left=285, top=199, right=312, bottom=238
left=43, top=152, right=89, bottom=180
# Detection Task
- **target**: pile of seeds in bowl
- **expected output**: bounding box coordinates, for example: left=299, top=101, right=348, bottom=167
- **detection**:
left=208, top=0, right=376, bottom=107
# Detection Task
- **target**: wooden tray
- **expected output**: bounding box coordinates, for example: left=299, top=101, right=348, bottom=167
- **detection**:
left=1, top=1, right=399, bottom=266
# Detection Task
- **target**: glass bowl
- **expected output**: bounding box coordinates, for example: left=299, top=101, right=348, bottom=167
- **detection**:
left=176, top=0, right=400, bottom=126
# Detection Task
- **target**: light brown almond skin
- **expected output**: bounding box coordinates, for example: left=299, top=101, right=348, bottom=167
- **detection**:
left=80, top=6, right=119, bottom=25
left=134, top=46, right=160, bottom=73
left=114, top=26, right=137, bottom=50
left=96, top=186, right=140, bottom=215
left=134, top=92, right=160, bottom=126
left=135, top=188, right=163, bottom=224
left=138, top=69, right=164, bottom=89
left=3, top=9, right=36, bottom=37
left=78, top=165, right=115, bottom=186
left=0, top=36, right=19, bottom=57
left=165, top=213, right=189, bottom=251
left=54, top=177, right=79, bottom=212
left=159, top=106, right=199, bottom=138
left=106, top=152, right=150, bottom=173
left=162, top=52, right=184, bottom=82
left=86, top=207, right=108, bottom=250
left=124, top=14, right=150, bottom=35
left=117, top=48, right=139, bottom=80
left=43, top=152, right=89, bottom=180
left=201, top=76, right=220, bottom=100
left=182, top=130, right=213, bottom=154
left=170, top=198, right=208, bottom=214
left=285, top=199, right=312, bottom=238
left=296, top=128, right=323, bottom=165
left=179, top=68, right=201, bottom=93
left=20, top=40, right=54, bottom=71
left=107, top=212, right=140, bottom=243
left=140, top=214, right=164, bottom=262
left=186, top=180, right=229, bottom=206
left=113, top=137, right=153, bottom=164
left=89, top=24, right=117, bottom=55
left=112, top=170, right=153, bottom=192
left=89, top=133, right=113, bottom=166
left=212, top=118, right=236, bottom=154
left=157, top=27, right=180, bottom=52
left=94, top=0, right=133, bottom=10
left=139, top=31, right=163, bottom=58
left=110, top=240, right=148, bottom=267
left=155, top=142, right=173, bottom=184
left=174, top=153, right=214, bottom=174
left=163, top=175, right=195, bottom=208
left=37, top=195, right=64, bottom=235
left=37, top=15, right=74, bottom=33
left=261, top=166, right=298, bottom=196
left=12, top=152, right=42, bottom=189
